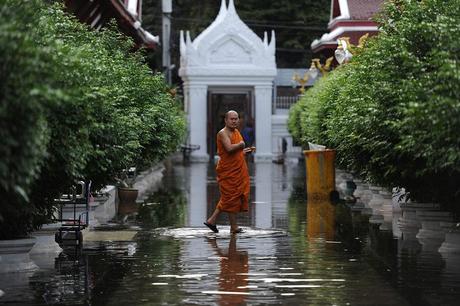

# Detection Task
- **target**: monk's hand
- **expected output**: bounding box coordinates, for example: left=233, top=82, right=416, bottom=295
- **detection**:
left=243, top=147, right=253, bottom=154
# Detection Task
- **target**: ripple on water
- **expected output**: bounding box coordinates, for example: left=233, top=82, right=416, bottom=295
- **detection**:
left=154, top=226, right=287, bottom=239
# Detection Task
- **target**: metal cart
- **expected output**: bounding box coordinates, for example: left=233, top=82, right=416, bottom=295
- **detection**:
left=54, top=181, right=91, bottom=249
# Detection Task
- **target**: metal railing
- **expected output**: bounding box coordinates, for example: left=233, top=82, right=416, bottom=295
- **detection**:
left=275, top=96, right=300, bottom=110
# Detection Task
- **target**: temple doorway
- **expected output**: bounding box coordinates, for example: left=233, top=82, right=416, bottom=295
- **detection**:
left=207, top=88, right=254, bottom=159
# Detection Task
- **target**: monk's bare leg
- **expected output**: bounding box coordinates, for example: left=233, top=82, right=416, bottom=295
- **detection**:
left=207, top=208, right=221, bottom=225
left=229, top=213, right=238, bottom=233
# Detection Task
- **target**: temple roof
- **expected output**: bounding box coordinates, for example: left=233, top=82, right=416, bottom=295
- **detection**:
left=179, top=0, right=276, bottom=78
left=64, top=0, right=159, bottom=49
left=312, top=0, right=383, bottom=54
left=347, top=0, right=384, bottom=20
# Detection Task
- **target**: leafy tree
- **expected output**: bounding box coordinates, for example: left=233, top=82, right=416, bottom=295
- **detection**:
left=0, top=0, right=53, bottom=238
left=289, top=0, right=460, bottom=209
left=0, top=0, right=186, bottom=239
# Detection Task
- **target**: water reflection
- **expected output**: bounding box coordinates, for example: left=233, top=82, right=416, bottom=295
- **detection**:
left=306, top=200, right=335, bottom=241
left=188, top=163, right=208, bottom=227
left=39, top=253, right=91, bottom=305
left=4, top=160, right=460, bottom=305
left=138, top=186, right=187, bottom=228
left=206, top=236, right=249, bottom=305
left=254, top=163, right=272, bottom=228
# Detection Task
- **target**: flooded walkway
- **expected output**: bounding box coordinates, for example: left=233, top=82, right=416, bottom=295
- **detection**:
left=1, top=160, right=460, bottom=305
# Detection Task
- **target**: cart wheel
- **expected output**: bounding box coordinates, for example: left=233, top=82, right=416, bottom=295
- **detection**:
left=77, top=230, right=83, bottom=246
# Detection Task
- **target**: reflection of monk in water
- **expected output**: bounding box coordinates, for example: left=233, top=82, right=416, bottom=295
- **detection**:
left=208, top=236, right=248, bottom=305
left=204, top=110, right=255, bottom=234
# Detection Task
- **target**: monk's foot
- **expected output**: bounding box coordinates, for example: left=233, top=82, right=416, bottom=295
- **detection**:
left=231, top=228, right=244, bottom=234
left=204, top=222, right=219, bottom=233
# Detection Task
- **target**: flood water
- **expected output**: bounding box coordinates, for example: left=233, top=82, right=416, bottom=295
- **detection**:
left=1, top=159, right=460, bottom=305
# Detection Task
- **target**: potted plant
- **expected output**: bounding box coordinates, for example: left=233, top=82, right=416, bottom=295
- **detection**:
left=116, top=167, right=139, bottom=206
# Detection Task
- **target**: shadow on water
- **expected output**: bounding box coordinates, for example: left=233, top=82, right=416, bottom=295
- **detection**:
left=2, top=159, right=460, bottom=305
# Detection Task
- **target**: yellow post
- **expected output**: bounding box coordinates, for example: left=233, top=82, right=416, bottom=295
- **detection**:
left=303, top=149, right=336, bottom=201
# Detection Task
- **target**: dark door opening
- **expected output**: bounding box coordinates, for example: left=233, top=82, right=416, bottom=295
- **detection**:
left=207, top=90, right=254, bottom=159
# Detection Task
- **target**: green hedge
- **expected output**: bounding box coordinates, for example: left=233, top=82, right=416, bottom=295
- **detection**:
left=0, top=1, right=52, bottom=237
left=288, top=0, right=460, bottom=207
left=0, top=1, right=186, bottom=238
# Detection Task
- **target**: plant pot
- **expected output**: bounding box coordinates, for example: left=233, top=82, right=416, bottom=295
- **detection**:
left=118, top=201, right=140, bottom=215
left=118, top=187, right=139, bottom=205
left=0, top=237, right=38, bottom=273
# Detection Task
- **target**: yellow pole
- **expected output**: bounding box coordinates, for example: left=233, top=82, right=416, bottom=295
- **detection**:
left=303, top=149, right=336, bottom=201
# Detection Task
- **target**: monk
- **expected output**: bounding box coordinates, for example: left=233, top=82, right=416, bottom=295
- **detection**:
left=204, top=110, right=255, bottom=234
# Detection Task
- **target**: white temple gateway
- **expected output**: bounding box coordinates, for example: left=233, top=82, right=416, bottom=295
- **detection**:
left=179, top=0, right=296, bottom=162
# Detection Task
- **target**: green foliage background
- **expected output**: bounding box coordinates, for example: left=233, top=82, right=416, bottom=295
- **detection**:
left=288, top=0, right=460, bottom=207
left=0, top=0, right=186, bottom=238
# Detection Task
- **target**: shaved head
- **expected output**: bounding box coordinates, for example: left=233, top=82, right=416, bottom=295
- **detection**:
left=225, top=110, right=239, bottom=119
left=224, top=110, right=240, bottom=130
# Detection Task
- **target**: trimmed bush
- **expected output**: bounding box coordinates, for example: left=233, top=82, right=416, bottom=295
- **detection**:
left=0, top=1, right=53, bottom=237
left=0, top=1, right=186, bottom=239
left=289, top=0, right=460, bottom=207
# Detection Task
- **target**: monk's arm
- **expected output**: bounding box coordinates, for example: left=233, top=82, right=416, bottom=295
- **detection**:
left=219, top=131, right=244, bottom=153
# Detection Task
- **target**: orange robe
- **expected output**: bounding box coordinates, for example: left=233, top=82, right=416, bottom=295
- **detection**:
left=216, top=129, right=250, bottom=213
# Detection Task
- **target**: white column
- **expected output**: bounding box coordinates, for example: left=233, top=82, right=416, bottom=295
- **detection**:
left=254, top=84, right=273, bottom=162
left=187, top=84, right=209, bottom=162
left=162, top=0, right=172, bottom=84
